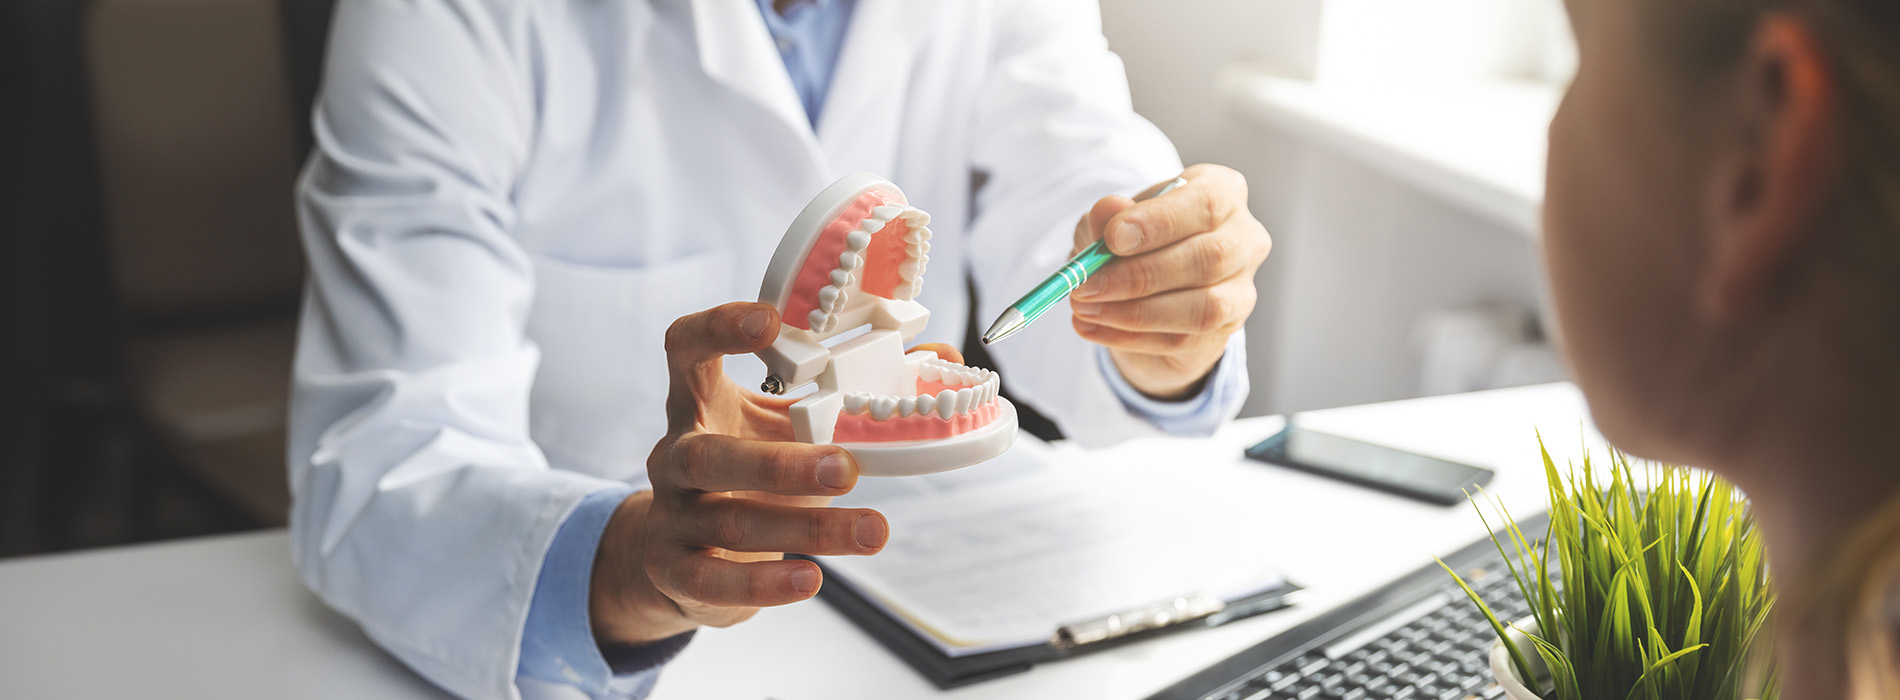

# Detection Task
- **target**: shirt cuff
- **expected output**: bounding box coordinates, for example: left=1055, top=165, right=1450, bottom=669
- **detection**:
left=1097, top=331, right=1249, bottom=437
left=519, top=485, right=696, bottom=699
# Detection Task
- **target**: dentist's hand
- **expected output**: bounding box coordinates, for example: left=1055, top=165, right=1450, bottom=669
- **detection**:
left=589, top=302, right=890, bottom=646
left=1069, top=164, right=1271, bottom=400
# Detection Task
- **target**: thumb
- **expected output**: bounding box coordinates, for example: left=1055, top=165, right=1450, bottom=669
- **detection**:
left=663, top=302, right=778, bottom=426
left=1072, top=195, right=1136, bottom=256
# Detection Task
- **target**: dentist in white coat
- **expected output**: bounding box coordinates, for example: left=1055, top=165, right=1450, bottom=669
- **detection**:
left=290, top=0, right=1271, bottom=697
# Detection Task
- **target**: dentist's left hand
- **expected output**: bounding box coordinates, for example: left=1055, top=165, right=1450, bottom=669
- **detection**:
left=588, top=302, right=891, bottom=646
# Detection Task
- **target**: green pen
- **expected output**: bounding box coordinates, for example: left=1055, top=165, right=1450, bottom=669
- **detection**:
left=980, top=176, right=1188, bottom=345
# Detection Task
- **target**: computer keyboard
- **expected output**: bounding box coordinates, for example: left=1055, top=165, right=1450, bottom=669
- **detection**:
left=1148, top=515, right=1548, bottom=700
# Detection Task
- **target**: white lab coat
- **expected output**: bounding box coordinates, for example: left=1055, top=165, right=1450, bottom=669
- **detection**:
left=289, top=0, right=1185, bottom=697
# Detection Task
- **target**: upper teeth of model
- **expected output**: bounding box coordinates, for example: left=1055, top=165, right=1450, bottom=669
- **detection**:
left=839, top=359, right=1000, bottom=421
left=807, top=204, right=931, bottom=334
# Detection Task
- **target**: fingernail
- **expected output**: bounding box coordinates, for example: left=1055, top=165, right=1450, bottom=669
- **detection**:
left=1109, top=221, right=1143, bottom=253
left=853, top=515, right=888, bottom=550
left=1074, top=277, right=1104, bottom=299
left=1070, top=301, right=1100, bottom=317
left=816, top=452, right=852, bottom=489
left=741, top=309, right=770, bottom=340
left=789, top=566, right=819, bottom=594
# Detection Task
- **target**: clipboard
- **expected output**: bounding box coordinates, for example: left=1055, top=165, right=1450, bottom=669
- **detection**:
left=797, top=439, right=1307, bottom=689
left=804, top=556, right=1304, bottom=689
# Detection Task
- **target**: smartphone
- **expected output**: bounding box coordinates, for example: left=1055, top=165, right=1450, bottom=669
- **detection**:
left=1244, top=421, right=1494, bottom=506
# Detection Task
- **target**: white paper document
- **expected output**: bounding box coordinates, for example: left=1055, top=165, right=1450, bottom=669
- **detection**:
left=822, top=438, right=1288, bottom=657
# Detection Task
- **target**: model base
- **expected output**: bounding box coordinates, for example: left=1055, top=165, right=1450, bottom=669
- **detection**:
left=843, top=399, right=1018, bottom=477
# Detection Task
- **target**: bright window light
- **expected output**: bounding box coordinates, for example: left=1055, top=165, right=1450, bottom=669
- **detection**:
left=1314, top=0, right=1575, bottom=85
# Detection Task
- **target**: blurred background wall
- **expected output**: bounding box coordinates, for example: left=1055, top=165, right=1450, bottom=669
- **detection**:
left=0, top=0, right=1570, bottom=558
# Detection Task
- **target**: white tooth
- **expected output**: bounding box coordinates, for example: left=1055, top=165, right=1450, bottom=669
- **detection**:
left=907, top=241, right=930, bottom=256
left=904, top=227, right=927, bottom=244
left=900, top=208, right=931, bottom=226
left=818, top=286, right=840, bottom=309
left=839, top=251, right=860, bottom=270
left=899, top=260, right=922, bottom=280
left=872, top=205, right=905, bottom=221
left=915, top=393, right=936, bottom=416
left=895, top=281, right=918, bottom=300
left=830, top=269, right=852, bottom=287
left=859, top=218, right=887, bottom=235
left=919, top=362, right=940, bottom=382
left=843, top=393, right=870, bottom=414
left=918, top=254, right=930, bottom=266
left=846, top=230, right=872, bottom=250
left=871, top=396, right=897, bottom=421
left=936, top=390, right=957, bottom=419
left=978, top=383, right=993, bottom=404
left=808, top=309, right=828, bottom=330
left=955, top=388, right=975, bottom=414
left=898, top=396, right=916, bottom=417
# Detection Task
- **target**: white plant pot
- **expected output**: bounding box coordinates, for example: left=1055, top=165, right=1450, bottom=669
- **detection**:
left=1487, top=619, right=1548, bottom=700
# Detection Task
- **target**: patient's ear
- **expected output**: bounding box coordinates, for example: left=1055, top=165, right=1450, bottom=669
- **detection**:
left=1699, top=14, right=1841, bottom=321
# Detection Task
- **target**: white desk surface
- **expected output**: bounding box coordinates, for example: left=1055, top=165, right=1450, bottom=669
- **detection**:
left=0, top=383, right=1599, bottom=699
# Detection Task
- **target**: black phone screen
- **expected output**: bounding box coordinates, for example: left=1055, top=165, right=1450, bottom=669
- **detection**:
left=1244, top=423, right=1495, bottom=505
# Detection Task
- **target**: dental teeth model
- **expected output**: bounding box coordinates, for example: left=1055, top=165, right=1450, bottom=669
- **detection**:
left=756, top=173, right=1017, bottom=476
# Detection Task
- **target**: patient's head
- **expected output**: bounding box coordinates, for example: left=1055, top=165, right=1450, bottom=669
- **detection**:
left=1544, top=0, right=1900, bottom=470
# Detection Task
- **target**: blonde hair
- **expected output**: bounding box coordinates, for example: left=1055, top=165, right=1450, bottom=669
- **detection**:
left=1639, top=0, right=1900, bottom=694
left=1821, top=491, right=1900, bottom=699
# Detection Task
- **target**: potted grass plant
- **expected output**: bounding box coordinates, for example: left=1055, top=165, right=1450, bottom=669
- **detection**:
left=1440, top=439, right=1779, bottom=700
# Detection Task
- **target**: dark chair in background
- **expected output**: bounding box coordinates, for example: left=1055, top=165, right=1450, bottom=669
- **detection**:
left=86, top=0, right=305, bottom=526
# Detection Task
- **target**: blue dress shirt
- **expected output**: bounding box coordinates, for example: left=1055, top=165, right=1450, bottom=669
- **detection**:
left=516, top=1, right=1248, bottom=697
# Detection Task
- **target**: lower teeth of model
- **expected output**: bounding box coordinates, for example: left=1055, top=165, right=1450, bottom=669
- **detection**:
left=839, top=378, right=999, bottom=421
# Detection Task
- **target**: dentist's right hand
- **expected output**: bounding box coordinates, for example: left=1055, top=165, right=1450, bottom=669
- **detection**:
left=588, top=302, right=890, bottom=646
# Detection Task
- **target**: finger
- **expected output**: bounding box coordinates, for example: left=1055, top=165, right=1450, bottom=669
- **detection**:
left=663, top=433, right=858, bottom=496
left=677, top=497, right=888, bottom=555
left=664, top=301, right=778, bottom=392
left=1102, top=165, right=1248, bottom=256
left=1072, top=221, right=1268, bottom=302
left=1072, top=196, right=1135, bottom=254
left=1070, top=283, right=1255, bottom=335
left=662, top=553, right=824, bottom=608
left=907, top=342, right=964, bottom=366
left=1071, top=319, right=1200, bottom=354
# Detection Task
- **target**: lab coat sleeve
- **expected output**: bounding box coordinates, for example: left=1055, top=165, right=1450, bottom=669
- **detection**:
left=288, top=1, right=626, bottom=698
left=965, top=0, right=1226, bottom=448
left=1097, top=334, right=1249, bottom=437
